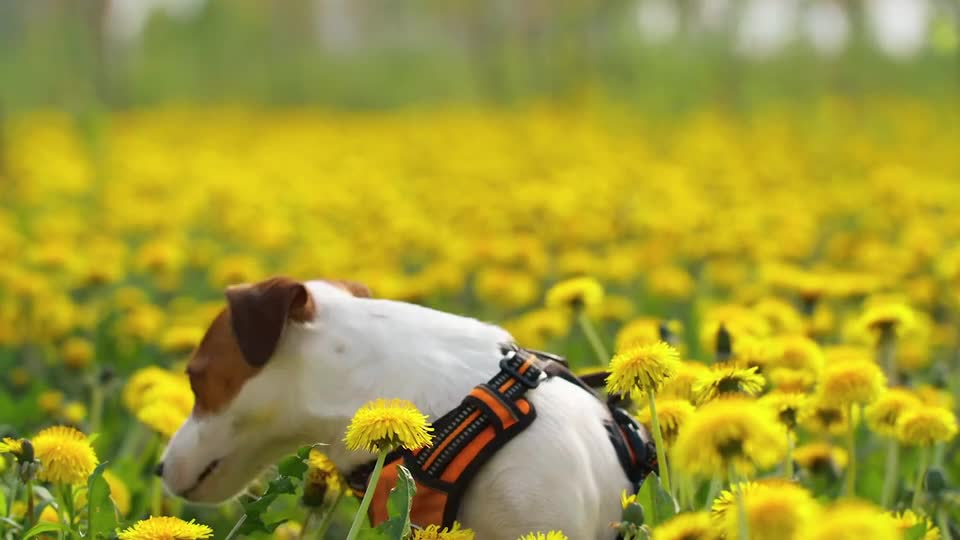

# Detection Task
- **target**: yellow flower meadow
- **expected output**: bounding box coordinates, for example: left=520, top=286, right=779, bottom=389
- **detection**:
left=650, top=511, right=719, bottom=540
left=344, top=399, right=434, bottom=453
left=808, top=500, right=900, bottom=540
left=814, top=359, right=886, bottom=408
left=544, top=277, right=604, bottom=310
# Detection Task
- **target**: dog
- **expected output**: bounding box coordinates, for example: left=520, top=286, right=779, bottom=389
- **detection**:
left=159, top=277, right=633, bottom=539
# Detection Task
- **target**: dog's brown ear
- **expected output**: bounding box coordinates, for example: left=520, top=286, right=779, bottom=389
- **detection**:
left=330, top=280, right=372, bottom=298
left=225, top=277, right=315, bottom=367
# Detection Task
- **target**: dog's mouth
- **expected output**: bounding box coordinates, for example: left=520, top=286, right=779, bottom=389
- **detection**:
left=183, top=457, right=223, bottom=497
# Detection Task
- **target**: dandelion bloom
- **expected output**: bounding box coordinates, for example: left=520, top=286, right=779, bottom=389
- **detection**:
left=660, top=361, right=710, bottom=402
left=895, top=406, right=958, bottom=446
left=793, top=442, right=848, bottom=475
left=860, top=302, right=915, bottom=335
left=650, top=511, right=719, bottom=540
left=615, top=318, right=663, bottom=350
left=799, top=397, right=857, bottom=436
left=271, top=522, right=302, bottom=540
left=888, top=510, right=940, bottom=540
left=118, top=516, right=214, bottom=540
left=31, top=425, right=98, bottom=484
left=808, top=500, right=899, bottom=540
left=61, top=336, right=94, bottom=369
left=718, top=481, right=820, bottom=540
left=303, top=448, right=342, bottom=507
left=344, top=399, right=433, bottom=453
left=864, top=388, right=921, bottom=437
left=605, top=341, right=681, bottom=399
left=412, top=523, right=475, bottom=540
left=814, top=360, right=886, bottom=408
left=760, top=391, right=807, bottom=429
left=518, top=532, right=568, bottom=540
left=0, top=437, right=24, bottom=456
left=635, top=399, right=694, bottom=446
left=544, top=277, right=604, bottom=310
left=692, top=366, right=765, bottom=405
left=673, top=398, right=786, bottom=479
left=769, top=335, right=823, bottom=382
left=710, top=480, right=795, bottom=521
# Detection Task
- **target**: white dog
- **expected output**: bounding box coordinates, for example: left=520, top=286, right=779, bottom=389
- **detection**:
left=159, top=277, right=637, bottom=539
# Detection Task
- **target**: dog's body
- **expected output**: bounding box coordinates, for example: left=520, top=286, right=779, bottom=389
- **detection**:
left=161, top=278, right=629, bottom=539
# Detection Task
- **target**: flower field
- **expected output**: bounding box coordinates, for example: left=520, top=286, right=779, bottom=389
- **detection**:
left=2, top=98, right=960, bottom=539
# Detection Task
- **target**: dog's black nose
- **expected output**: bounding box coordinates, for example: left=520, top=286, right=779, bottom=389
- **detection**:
left=154, top=462, right=165, bottom=477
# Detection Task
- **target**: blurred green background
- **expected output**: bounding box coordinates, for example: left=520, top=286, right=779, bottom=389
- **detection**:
left=1, top=0, right=959, bottom=112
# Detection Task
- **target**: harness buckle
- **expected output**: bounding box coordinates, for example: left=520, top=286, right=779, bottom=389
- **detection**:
left=499, top=354, right=541, bottom=389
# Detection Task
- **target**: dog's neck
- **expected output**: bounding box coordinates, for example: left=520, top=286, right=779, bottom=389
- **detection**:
left=258, top=281, right=512, bottom=470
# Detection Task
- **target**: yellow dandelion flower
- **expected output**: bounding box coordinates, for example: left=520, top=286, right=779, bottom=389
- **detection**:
left=719, top=481, right=820, bottom=540
left=159, top=326, right=205, bottom=354
left=732, top=337, right=781, bottom=372
left=799, top=398, right=856, bottom=437
left=865, top=388, right=921, bottom=437
left=615, top=318, right=662, bottom=351
left=344, top=399, right=433, bottom=453
left=660, top=361, right=710, bottom=402
left=860, top=302, right=916, bottom=335
left=808, top=500, right=899, bottom=540
left=760, top=391, right=808, bottom=429
left=518, top=532, right=568, bottom=540
left=544, top=277, right=604, bottom=310
left=118, top=516, right=214, bottom=540
left=61, top=337, right=94, bottom=369
left=412, top=522, right=475, bottom=540
left=673, top=398, right=786, bottom=479
left=823, top=345, right=872, bottom=364
left=303, top=448, right=342, bottom=507
left=31, top=425, right=98, bottom=484
left=914, top=384, right=955, bottom=410
left=814, top=360, right=886, bottom=408
left=692, top=366, right=766, bottom=405
left=0, top=437, right=24, bottom=456
left=105, top=470, right=132, bottom=516
left=647, top=265, right=695, bottom=299
left=123, top=367, right=179, bottom=413
left=896, top=406, right=958, bottom=446
left=766, top=367, right=817, bottom=393
left=272, top=522, right=302, bottom=540
left=635, top=398, right=694, bottom=446
left=38, top=390, right=65, bottom=415
left=137, top=402, right=190, bottom=439
left=888, top=510, right=940, bottom=540
left=605, top=341, right=681, bottom=399
left=61, top=401, right=88, bottom=425
left=768, top=335, right=823, bottom=382
left=620, top=490, right=638, bottom=509
left=710, top=480, right=795, bottom=521
left=793, top=442, right=848, bottom=475
left=650, top=511, right=719, bottom=540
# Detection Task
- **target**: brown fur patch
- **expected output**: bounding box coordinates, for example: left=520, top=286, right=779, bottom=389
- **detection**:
left=327, top=279, right=372, bottom=298
left=186, top=277, right=316, bottom=415
left=187, top=308, right=260, bottom=416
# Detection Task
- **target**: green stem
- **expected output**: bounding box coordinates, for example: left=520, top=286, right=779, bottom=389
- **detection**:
left=577, top=311, right=609, bottom=364
left=877, top=327, right=898, bottom=385
left=298, top=509, right=316, bottom=540
left=59, top=484, right=75, bottom=539
left=345, top=450, right=388, bottom=540
left=314, top=489, right=344, bottom=540
left=223, top=514, right=247, bottom=540
left=646, top=392, right=672, bottom=496
left=89, top=379, right=104, bottom=434
left=703, top=477, right=721, bottom=512
left=912, top=446, right=929, bottom=510
left=844, top=404, right=858, bottom=497
left=731, top=465, right=749, bottom=540
left=644, top=474, right=658, bottom=526
left=151, top=476, right=163, bottom=516
left=937, top=507, right=949, bottom=540
left=25, top=480, right=34, bottom=530
left=881, top=439, right=900, bottom=507
left=785, top=431, right=794, bottom=479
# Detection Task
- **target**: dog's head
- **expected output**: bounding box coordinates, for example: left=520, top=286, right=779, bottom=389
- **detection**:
left=157, top=276, right=369, bottom=503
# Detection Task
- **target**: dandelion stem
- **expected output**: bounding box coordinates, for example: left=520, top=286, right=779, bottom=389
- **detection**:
left=844, top=404, right=858, bottom=497
left=881, top=439, right=900, bottom=508
left=89, top=378, right=104, bottom=434
left=785, top=430, right=794, bottom=479
left=912, top=446, right=929, bottom=510
left=731, top=465, right=749, bottom=540
left=25, top=480, right=34, bottom=530
left=223, top=514, right=247, bottom=540
left=345, top=449, right=388, bottom=540
left=150, top=475, right=163, bottom=516
left=298, top=509, right=316, bottom=540
left=703, top=477, right=721, bottom=512
left=646, top=391, right=672, bottom=496
left=314, top=489, right=344, bottom=540
left=577, top=311, right=609, bottom=365
left=877, top=327, right=898, bottom=385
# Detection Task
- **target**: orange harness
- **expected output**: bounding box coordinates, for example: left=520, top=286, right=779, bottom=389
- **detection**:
left=347, top=345, right=656, bottom=530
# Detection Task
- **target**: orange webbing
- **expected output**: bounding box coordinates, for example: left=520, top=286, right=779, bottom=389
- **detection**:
left=422, top=409, right=483, bottom=470
left=497, top=357, right=537, bottom=393
left=468, top=386, right=518, bottom=428
left=439, top=397, right=532, bottom=484
left=369, top=459, right=448, bottom=528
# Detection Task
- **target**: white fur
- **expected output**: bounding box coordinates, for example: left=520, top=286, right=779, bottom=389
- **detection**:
left=162, top=280, right=628, bottom=539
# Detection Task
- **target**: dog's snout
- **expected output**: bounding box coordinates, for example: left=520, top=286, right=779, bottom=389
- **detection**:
left=154, top=461, right=165, bottom=477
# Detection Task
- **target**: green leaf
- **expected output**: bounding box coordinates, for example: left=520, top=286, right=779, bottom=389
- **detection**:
left=376, top=465, right=416, bottom=540
left=903, top=522, right=928, bottom=540
left=636, top=474, right=676, bottom=526
left=87, top=462, right=118, bottom=539
left=22, top=523, right=67, bottom=539
left=277, top=452, right=308, bottom=479
left=0, top=481, right=6, bottom=515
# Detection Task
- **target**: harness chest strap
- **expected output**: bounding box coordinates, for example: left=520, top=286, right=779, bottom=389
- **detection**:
left=346, top=346, right=657, bottom=529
